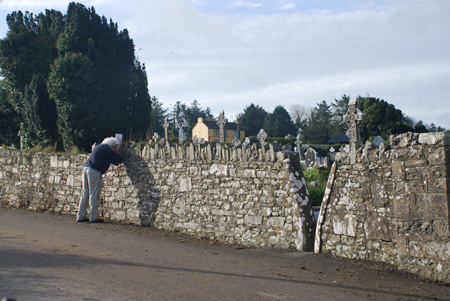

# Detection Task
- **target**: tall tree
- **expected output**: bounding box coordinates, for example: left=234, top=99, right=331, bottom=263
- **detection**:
left=330, top=94, right=351, bottom=135
left=301, top=101, right=333, bottom=144
left=148, top=96, right=168, bottom=137
left=0, top=80, right=20, bottom=147
left=357, top=96, right=413, bottom=141
left=22, top=73, right=58, bottom=147
left=0, top=9, right=63, bottom=147
left=47, top=52, right=97, bottom=150
left=236, top=104, right=267, bottom=137
left=0, top=3, right=152, bottom=151
left=263, top=105, right=297, bottom=137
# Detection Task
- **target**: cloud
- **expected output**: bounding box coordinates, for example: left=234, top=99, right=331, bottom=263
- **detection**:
left=235, top=2, right=263, bottom=9
left=0, top=0, right=449, bottom=128
left=280, top=3, right=296, bottom=10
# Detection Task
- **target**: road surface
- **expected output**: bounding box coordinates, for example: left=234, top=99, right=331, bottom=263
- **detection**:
left=1, top=207, right=449, bottom=300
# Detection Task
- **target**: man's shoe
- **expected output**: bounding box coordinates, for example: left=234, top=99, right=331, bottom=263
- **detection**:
left=90, top=218, right=104, bottom=223
left=77, top=218, right=89, bottom=223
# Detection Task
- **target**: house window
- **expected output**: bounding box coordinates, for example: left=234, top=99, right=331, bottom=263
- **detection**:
left=213, top=130, right=219, bottom=137
left=234, top=131, right=238, bottom=138
left=225, top=130, right=228, bottom=137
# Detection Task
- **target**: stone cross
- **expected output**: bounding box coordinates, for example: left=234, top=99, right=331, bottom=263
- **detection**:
left=163, top=117, right=169, bottom=141
left=175, top=112, right=189, bottom=142
left=215, top=110, right=228, bottom=144
left=295, top=134, right=304, bottom=159
left=343, top=97, right=364, bottom=164
left=153, top=132, right=160, bottom=141
left=257, top=129, right=268, bottom=146
left=232, top=136, right=241, bottom=147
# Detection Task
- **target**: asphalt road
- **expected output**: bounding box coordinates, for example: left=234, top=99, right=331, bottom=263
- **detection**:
left=1, top=207, right=449, bottom=301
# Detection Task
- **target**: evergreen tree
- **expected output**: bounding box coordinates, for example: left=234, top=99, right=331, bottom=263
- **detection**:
left=148, top=96, right=168, bottom=137
left=0, top=3, right=151, bottom=151
left=357, top=96, right=413, bottom=141
left=263, top=105, right=297, bottom=137
left=0, top=9, right=63, bottom=147
left=0, top=80, right=20, bottom=147
left=236, top=104, right=267, bottom=137
left=301, top=101, right=333, bottom=144
left=330, top=94, right=350, bottom=135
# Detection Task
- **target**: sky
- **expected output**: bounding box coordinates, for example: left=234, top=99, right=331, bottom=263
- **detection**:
left=0, top=0, right=449, bottom=128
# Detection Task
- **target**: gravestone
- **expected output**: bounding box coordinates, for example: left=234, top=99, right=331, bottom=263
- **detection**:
left=153, top=132, right=160, bottom=141
left=232, top=136, right=241, bottom=147
left=257, top=129, right=268, bottom=146
left=163, top=117, right=169, bottom=141
left=215, top=110, right=228, bottom=144
left=193, top=135, right=199, bottom=144
left=372, top=136, right=385, bottom=147
left=305, top=148, right=318, bottom=170
left=343, top=97, right=364, bottom=164
left=296, top=134, right=305, bottom=159
left=176, top=112, right=189, bottom=142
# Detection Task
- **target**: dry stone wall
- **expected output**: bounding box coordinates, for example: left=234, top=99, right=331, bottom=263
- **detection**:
left=315, top=131, right=450, bottom=283
left=0, top=142, right=315, bottom=251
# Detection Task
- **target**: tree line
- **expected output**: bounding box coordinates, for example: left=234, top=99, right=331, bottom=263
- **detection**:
left=0, top=3, right=151, bottom=151
left=146, top=94, right=445, bottom=145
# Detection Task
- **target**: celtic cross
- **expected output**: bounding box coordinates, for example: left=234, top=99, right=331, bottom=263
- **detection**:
left=215, top=110, right=228, bottom=144
left=343, top=97, right=364, bottom=164
left=257, top=129, right=268, bottom=146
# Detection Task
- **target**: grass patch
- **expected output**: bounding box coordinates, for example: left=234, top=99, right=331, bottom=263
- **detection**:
left=304, top=166, right=331, bottom=206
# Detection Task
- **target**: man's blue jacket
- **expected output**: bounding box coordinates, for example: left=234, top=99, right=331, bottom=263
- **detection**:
left=85, top=144, right=121, bottom=174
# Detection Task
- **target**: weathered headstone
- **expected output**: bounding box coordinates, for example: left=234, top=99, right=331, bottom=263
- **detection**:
left=343, top=97, right=364, bottom=164
left=193, top=135, right=199, bottom=144
left=175, top=112, right=189, bottom=142
left=372, top=136, right=385, bottom=147
left=215, top=110, right=228, bottom=144
left=244, top=137, right=250, bottom=146
left=305, top=148, right=317, bottom=170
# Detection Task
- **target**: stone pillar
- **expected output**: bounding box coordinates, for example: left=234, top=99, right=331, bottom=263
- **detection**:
left=175, top=112, right=189, bottom=142
left=163, top=117, right=169, bottom=141
left=215, top=110, right=228, bottom=144
left=343, top=97, right=364, bottom=164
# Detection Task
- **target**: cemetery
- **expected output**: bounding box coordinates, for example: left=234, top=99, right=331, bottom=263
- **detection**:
left=0, top=99, right=449, bottom=283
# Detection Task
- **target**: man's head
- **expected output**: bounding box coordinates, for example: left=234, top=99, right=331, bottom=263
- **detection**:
left=102, top=137, right=120, bottom=153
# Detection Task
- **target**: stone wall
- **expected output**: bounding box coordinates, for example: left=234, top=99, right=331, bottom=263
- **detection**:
left=0, top=141, right=315, bottom=251
left=315, top=131, right=450, bottom=283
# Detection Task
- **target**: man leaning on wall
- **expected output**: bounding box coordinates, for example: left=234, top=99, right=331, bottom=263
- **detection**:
left=76, top=137, right=121, bottom=223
